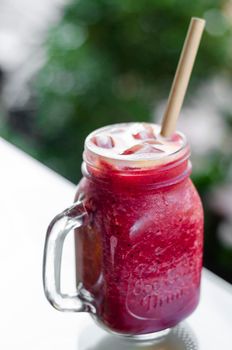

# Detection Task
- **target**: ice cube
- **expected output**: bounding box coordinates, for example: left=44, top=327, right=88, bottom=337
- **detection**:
left=122, top=143, right=164, bottom=155
left=132, top=124, right=155, bottom=140
left=137, top=144, right=165, bottom=154
left=121, top=144, right=143, bottom=155
left=92, top=134, right=115, bottom=148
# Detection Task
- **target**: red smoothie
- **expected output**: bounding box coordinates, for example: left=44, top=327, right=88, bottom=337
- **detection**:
left=75, top=123, right=203, bottom=335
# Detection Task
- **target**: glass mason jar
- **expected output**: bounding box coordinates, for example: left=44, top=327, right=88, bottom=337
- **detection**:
left=43, top=123, right=204, bottom=342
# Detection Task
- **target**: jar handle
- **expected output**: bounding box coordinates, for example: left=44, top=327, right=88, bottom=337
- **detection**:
left=43, top=200, right=95, bottom=313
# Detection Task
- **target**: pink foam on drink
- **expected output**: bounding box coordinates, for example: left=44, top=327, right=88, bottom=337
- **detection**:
left=87, top=123, right=184, bottom=163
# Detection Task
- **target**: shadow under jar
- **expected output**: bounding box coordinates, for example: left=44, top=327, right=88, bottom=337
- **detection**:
left=43, top=123, right=204, bottom=342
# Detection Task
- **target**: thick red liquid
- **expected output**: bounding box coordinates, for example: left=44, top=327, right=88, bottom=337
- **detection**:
left=75, top=158, right=203, bottom=334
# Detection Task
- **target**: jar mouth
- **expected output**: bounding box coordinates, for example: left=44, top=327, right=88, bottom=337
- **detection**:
left=84, top=123, right=189, bottom=171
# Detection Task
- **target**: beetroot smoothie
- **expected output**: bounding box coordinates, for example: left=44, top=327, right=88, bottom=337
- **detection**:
left=75, top=123, right=203, bottom=335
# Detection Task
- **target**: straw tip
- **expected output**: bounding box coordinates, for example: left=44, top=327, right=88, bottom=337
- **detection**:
left=191, top=17, right=206, bottom=26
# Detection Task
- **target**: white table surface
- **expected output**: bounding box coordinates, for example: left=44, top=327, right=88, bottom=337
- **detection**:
left=0, top=138, right=232, bottom=350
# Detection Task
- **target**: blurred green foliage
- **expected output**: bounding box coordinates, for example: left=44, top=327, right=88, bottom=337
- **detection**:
left=30, top=0, right=231, bottom=181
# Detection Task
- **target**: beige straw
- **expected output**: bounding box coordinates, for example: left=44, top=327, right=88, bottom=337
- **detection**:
left=160, top=17, right=205, bottom=138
